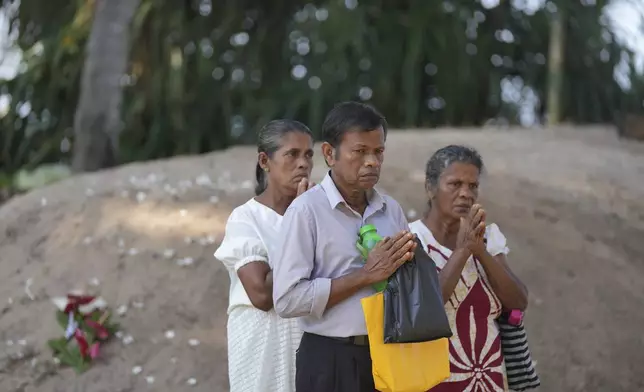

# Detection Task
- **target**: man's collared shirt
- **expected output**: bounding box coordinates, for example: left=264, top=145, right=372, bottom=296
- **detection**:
left=272, top=171, right=410, bottom=337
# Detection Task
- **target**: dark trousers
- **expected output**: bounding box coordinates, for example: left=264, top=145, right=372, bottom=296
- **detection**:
left=296, top=332, right=376, bottom=392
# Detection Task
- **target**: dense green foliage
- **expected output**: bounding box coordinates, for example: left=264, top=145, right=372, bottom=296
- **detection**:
left=1, top=0, right=643, bottom=184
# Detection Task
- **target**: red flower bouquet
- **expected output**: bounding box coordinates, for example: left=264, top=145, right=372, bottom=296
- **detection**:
left=47, top=293, right=120, bottom=373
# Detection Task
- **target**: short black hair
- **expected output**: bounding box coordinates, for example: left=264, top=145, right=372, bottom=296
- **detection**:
left=321, top=101, right=388, bottom=148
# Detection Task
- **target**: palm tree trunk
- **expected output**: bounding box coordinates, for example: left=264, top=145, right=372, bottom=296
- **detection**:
left=72, top=0, right=141, bottom=172
left=546, top=9, right=565, bottom=127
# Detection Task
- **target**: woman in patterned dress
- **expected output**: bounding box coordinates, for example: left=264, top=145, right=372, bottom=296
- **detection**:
left=214, top=120, right=315, bottom=392
left=408, top=145, right=529, bottom=392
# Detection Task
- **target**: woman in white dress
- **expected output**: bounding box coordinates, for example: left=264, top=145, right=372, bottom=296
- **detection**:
left=407, top=145, right=529, bottom=392
left=214, top=119, right=315, bottom=392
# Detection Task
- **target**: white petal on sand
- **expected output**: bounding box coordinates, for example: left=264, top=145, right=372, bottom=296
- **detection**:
left=51, top=297, right=69, bottom=312
left=188, top=338, right=200, bottom=346
left=117, top=305, right=128, bottom=316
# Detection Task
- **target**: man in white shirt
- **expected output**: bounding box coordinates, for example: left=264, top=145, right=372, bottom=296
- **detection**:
left=272, top=102, right=417, bottom=392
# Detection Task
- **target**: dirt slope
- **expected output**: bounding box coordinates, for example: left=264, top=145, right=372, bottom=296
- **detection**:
left=1, top=126, right=643, bottom=392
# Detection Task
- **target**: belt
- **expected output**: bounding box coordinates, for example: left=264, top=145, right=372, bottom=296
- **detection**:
left=328, top=335, right=369, bottom=346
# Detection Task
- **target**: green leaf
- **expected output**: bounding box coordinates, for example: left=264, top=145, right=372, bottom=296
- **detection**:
left=47, top=337, right=69, bottom=354
left=55, top=310, right=69, bottom=330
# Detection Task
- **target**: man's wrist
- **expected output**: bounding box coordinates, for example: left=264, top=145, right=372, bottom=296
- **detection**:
left=355, top=268, right=373, bottom=288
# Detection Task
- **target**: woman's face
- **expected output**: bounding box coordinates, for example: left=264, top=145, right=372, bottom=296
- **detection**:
left=431, top=162, right=480, bottom=219
left=263, top=131, right=314, bottom=196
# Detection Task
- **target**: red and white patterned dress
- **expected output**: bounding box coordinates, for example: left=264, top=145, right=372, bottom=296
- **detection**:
left=409, top=220, right=510, bottom=392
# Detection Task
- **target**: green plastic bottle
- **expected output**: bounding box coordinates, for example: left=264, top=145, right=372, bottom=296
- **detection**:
left=356, top=224, right=388, bottom=292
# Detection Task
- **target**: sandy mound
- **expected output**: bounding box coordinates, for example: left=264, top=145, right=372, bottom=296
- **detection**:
left=1, top=127, right=643, bottom=392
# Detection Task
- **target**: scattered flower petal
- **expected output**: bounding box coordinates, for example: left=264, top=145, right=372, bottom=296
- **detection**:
left=145, top=376, right=155, bottom=384
left=6, top=340, right=14, bottom=346
left=163, top=184, right=178, bottom=195
left=187, top=378, right=198, bottom=386
left=7, top=297, right=13, bottom=305
left=164, top=330, right=176, bottom=339
left=17, top=339, right=26, bottom=346
left=406, top=209, right=418, bottom=219
left=188, top=338, right=200, bottom=346
left=209, top=195, right=219, bottom=204
left=40, top=198, right=48, bottom=207
left=127, top=248, right=139, bottom=256
left=132, top=301, right=144, bottom=309
left=132, top=365, right=143, bottom=375
left=136, top=192, right=147, bottom=203
left=162, top=249, right=176, bottom=259
left=179, top=209, right=188, bottom=217
left=24, top=278, right=35, bottom=300
left=83, top=236, right=93, bottom=245
left=85, top=188, right=95, bottom=197
left=196, top=174, right=212, bottom=186
left=122, top=335, right=134, bottom=345
left=176, top=257, right=195, bottom=267
left=89, top=277, right=100, bottom=286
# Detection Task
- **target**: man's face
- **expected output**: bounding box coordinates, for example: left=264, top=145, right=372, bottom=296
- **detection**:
left=322, top=127, right=385, bottom=190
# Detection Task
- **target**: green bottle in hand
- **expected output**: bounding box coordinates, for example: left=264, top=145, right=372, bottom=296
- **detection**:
left=356, top=224, right=388, bottom=292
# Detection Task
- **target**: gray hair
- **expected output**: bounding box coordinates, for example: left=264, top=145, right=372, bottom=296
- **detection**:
left=425, top=144, right=484, bottom=193
left=255, top=119, right=312, bottom=195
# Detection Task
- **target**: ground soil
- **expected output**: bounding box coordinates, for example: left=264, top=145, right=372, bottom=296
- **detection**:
left=1, top=126, right=643, bottom=392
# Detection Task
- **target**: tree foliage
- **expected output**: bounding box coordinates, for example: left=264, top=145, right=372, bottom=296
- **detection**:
left=0, top=0, right=642, bottom=179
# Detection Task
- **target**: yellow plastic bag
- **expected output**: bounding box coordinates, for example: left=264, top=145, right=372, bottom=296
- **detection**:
left=361, top=292, right=450, bottom=392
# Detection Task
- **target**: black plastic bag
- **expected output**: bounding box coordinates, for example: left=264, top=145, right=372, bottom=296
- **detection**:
left=383, top=237, right=453, bottom=343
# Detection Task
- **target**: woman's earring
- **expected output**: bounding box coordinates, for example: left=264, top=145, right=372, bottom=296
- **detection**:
left=264, top=167, right=269, bottom=172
